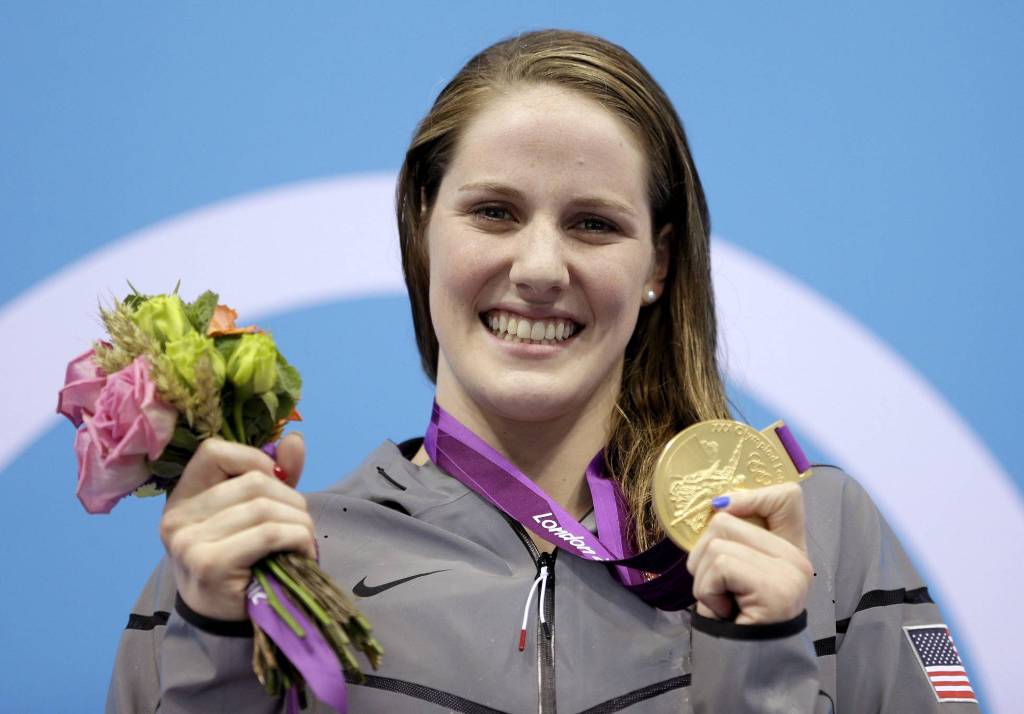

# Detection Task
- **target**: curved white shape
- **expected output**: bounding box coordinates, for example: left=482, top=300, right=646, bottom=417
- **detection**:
left=713, top=242, right=1020, bottom=711
left=0, top=172, right=403, bottom=474
left=1, top=174, right=1016, bottom=711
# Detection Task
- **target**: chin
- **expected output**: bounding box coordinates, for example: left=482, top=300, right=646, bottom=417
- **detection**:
left=435, top=351, right=619, bottom=428
left=471, top=379, right=592, bottom=425
left=491, top=399, right=570, bottom=424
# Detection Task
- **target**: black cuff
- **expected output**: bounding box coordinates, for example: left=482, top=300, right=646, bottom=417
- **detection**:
left=175, top=593, right=253, bottom=638
left=692, top=609, right=807, bottom=640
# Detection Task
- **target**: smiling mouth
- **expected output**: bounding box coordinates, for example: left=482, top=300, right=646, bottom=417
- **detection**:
left=480, top=309, right=584, bottom=345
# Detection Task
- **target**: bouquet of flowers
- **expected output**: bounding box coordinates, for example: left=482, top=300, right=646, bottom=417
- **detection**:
left=57, top=285, right=381, bottom=710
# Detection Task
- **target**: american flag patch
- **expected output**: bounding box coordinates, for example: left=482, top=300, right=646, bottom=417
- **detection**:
left=904, top=624, right=977, bottom=703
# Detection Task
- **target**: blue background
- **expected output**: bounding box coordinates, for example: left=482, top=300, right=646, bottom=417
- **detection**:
left=2, top=2, right=1020, bottom=711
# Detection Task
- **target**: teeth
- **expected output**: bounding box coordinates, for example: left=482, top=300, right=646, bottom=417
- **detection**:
left=484, top=310, right=581, bottom=344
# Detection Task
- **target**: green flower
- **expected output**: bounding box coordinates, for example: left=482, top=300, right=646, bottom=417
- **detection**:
left=133, top=295, right=193, bottom=346
left=166, top=332, right=226, bottom=389
left=226, top=333, right=278, bottom=397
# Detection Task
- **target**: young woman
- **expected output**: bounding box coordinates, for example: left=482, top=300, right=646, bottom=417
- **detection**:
left=108, top=30, right=979, bottom=713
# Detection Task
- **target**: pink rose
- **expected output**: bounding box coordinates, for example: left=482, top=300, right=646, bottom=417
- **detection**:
left=74, top=356, right=178, bottom=513
left=57, top=348, right=108, bottom=427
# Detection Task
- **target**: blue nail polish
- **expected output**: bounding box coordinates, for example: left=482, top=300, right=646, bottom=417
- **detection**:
left=711, top=495, right=730, bottom=509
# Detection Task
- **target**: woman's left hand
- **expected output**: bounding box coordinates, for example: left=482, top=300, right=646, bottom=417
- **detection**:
left=685, top=482, right=813, bottom=625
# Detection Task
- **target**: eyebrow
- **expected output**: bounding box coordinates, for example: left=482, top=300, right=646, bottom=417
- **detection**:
left=457, top=181, right=641, bottom=219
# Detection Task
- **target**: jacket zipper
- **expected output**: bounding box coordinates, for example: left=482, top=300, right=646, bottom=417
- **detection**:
left=536, top=550, right=557, bottom=714
left=505, top=517, right=558, bottom=714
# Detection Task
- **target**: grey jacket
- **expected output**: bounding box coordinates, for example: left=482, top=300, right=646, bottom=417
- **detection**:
left=107, top=438, right=981, bottom=713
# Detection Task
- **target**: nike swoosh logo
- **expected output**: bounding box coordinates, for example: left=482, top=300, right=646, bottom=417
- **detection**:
left=352, top=569, right=450, bottom=597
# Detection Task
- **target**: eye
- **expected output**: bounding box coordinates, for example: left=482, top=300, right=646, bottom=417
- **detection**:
left=574, top=216, right=619, bottom=234
left=472, top=205, right=515, bottom=223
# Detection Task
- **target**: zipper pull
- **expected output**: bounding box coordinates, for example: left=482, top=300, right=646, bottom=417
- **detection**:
left=518, top=559, right=550, bottom=651
left=537, top=553, right=552, bottom=638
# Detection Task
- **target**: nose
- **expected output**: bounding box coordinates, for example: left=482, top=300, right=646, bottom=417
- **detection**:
left=507, top=218, right=570, bottom=301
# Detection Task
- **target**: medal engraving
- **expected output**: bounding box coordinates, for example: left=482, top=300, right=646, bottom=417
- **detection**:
left=652, top=420, right=810, bottom=552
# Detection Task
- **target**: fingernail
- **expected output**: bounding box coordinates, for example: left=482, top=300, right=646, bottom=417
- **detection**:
left=273, top=464, right=288, bottom=482
left=711, top=495, right=730, bottom=510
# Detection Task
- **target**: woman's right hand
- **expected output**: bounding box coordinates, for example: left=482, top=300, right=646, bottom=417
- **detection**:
left=686, top=482, right=812, bottom=625
left=159, top=432, right=315, bottom=621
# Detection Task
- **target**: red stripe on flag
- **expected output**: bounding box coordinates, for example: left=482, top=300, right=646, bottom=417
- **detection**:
left=937, top=690, right=976, bottom=701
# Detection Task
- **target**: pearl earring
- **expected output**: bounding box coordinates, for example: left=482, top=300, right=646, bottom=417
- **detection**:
left=645, top=289, right=657, bottom=304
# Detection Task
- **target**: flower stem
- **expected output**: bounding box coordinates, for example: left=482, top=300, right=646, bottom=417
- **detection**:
left=265, top=558, right=332, bottom=626
left=254, top=567, right=305, bottom=638
left=233, top=399, right=246, bottom=445
left=220, top=417, right=237, bottom=442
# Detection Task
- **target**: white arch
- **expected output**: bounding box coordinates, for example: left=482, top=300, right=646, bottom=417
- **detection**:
left=0, top=173, right=404, bottom=474
left=1, top=174, right=1016, bottom=711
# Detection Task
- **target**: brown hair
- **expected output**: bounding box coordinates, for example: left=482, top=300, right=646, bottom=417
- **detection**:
left=396, top=29, right=730, bottom=550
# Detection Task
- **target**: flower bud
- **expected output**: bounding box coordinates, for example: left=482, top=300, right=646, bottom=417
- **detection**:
left=132, top=295, right=192, bottom=346
left=226, top=333, right=278, bottom=396
left=165, top=332, right=226, bottom=389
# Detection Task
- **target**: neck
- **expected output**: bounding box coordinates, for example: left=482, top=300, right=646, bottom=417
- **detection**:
left=484, top=410, right=600, bottom=519
left=427, top=382, right=619, bottom=521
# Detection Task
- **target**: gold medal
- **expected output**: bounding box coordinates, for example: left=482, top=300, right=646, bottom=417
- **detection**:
left=651, top=420, right=813, bottom=552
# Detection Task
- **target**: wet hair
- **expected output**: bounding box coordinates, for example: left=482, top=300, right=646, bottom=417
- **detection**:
left=396, top=29, right=729, bottom=549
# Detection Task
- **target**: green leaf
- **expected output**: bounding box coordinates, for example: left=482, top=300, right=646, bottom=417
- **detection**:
left=185, top=290, right=219, bottom=334
left=241, top=394, right=277, bottom=446
left=122, top=280, right=157, bottom=310
left=275, top=392, right=296, bottom=422
left=276, top=362, right=302, bottom=403
left=260, top=391, right=279, bottom=420
left=151, top=444, right=194, bottom=469
left=170, top=425, right=200, bottom=452
left=215, top=334, right=242, bottom=361
left=122, top=293, right=148, bottom=311
left=147, top=459, right=185, bottom=478
left=132, top=482, right=165, bottom=498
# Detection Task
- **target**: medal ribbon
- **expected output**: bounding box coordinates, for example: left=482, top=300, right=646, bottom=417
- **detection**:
left=246, top=575, right=347, bottom=713
left=424, top=401, right=695, bottom=610
left=250, top=442, right=348, bottom=713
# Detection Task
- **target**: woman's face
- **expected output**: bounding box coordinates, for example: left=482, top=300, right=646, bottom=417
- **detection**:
left=426, top=83, right=667, bottom=428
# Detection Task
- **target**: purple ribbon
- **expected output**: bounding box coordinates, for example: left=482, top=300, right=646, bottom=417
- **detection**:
left=425, top=401, right=695, bottom=610
left=775, top=424, right=811, bottom=474
left=246, top=574, right=348, bottom=713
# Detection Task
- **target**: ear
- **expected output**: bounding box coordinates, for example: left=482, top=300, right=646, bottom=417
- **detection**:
left=646, top=224, right=672, bottom=297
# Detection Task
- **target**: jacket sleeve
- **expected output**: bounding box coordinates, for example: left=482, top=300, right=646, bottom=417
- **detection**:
left=688, top=610, right=821, bottom=713
left=686, top=472, right=825, bottom=714
left=105, top=558, right=281, bottom=714
left=156, top=597, right=279, bottom=713
left=105, top=558, right=175, bottom=714
left=830, top=471, right=981, bottom=712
